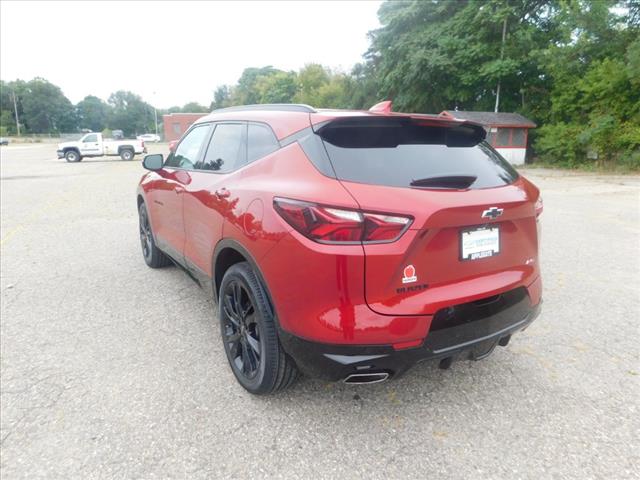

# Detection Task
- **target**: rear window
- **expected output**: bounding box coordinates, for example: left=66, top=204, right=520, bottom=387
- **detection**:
left=317, top=119, right=518, bottom=189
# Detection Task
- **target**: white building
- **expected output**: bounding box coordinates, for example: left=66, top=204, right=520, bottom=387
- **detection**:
left=440, top=110, right=536, bottom=166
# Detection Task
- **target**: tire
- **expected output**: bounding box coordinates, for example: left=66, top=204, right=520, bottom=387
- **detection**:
left=138, top=202, right=172, bottom=268
left=120, top=149, right=134, bottom=161
left=65, top=150, right=81, bottom=162
left=219, top=262, right=298, bottom=394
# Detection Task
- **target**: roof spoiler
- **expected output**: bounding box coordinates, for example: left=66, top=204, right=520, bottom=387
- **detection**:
left=369, top=100, right=393, bottom=114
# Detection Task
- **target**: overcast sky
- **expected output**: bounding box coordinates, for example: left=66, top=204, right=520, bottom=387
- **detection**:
left=1, top=1, right=382, bottom=108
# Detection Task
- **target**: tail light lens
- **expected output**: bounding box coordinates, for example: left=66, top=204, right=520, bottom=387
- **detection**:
left=273, top=198, right=412, bottom=244
left=535, top=196, right=543, bottom=218
left=535, top=196, right=543, bottom=241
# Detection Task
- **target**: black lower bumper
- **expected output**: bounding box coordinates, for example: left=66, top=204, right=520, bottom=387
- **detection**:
left=279, top=287, right=541, bottom=382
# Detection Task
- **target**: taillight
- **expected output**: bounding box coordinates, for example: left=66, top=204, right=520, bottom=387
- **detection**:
left=273, top=198, right=412, bottom=244
left=535, top=196, right=543, bottom=241
left=535, top=196, right=543, bottom=218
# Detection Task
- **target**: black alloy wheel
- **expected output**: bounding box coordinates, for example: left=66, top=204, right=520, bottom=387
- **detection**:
left=218, top=262, right=297, bottom=394
left=138, top=203, right=171, bottom=268
left=222, top=280, right=262, bottom=379
left=139, top=206, right=153, bottom=260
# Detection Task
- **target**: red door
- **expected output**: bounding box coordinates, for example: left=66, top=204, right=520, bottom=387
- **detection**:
left=182, top=123, right=247, bottom=277
left=149, top=124, right=212, bottom=260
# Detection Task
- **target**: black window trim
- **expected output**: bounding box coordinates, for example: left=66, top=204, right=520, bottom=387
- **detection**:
left=194, top=121, right=247, bottom=174
left=164, top=120, right=282, bottom=174
left=163, top=122, right=213, bottom=171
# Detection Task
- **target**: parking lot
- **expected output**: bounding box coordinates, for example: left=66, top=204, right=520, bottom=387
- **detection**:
left=1, top=143, right=638, bottom=479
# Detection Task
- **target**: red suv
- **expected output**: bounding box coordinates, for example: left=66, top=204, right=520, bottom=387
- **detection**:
left=137, top=102, right=542, bottom=394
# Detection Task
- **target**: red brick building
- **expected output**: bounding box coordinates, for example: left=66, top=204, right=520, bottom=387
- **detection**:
left=162, top=113, right=208, bottom=142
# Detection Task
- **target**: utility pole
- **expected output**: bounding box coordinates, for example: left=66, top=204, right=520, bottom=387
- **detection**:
left=153, top=91, right=158, bottom=136
left=494, top=16, right=508, bottom=113
left=12, top=90, right=20, bottom=136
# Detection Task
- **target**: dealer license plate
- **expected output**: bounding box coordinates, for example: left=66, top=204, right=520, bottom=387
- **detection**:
left=461, top=227, right=500, bottom=260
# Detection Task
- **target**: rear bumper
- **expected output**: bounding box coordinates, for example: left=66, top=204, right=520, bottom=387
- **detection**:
left=56, top=150, right=64, bottom=159
left=279, top=289, right=541, bottom=382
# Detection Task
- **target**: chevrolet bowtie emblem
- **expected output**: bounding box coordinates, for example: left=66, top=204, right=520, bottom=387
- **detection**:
left=482, top=207, right=504, bottom=219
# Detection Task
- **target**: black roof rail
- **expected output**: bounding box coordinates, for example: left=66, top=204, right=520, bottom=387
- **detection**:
left=212, top=104, right=317, bottom=114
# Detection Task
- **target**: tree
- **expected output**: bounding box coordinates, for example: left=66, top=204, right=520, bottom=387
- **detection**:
left=181, top=101, right=209, bottom=113
left=211, top=85, right=232, bottom=110
left=107, top=90, right=154, bottom=136
left=294, top=64, right=331, bottom=105
left=0, top=79, right=26, bottom=135
left=367, top=0, right=560, bottom=114
left=17, top=78, right=77, bottom=133
left=76, top=95, right=110, bottom=132
left=255, top=71, right=298, bottom=103
left=533, top=0, right=639, bottom=167
left=233, top=66, right=280, bottom=105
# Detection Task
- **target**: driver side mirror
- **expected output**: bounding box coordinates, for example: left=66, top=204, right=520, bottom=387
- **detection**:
left=143, top=154, right=164, bottom=171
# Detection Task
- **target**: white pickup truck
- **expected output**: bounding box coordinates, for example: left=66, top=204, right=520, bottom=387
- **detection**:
left=57, top=133, right=146, bottom=162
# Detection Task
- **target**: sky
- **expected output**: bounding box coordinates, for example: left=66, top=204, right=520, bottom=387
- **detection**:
left=0, top=1, right=382, bottom=108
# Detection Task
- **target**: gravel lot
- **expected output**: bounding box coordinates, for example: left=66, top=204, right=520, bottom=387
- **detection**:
left=1, top=144, right=639, bottom=479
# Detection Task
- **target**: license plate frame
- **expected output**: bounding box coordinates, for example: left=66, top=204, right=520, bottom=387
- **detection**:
left=460, top=226, right=500, bottom=261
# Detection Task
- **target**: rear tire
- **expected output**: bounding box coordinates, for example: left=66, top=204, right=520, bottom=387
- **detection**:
left=138, top=203, right=171, bottom=268
left=120, top=149, right=134, bottom=161
left=65, top=150, right=81, bottom=162
left=219, top=262, right=298, bottom=394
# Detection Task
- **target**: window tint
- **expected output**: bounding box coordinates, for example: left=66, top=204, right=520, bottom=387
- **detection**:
left=248, top=124, right=279, bottom=163
left=511, top=128, right=526, bottom=147
left=317, top=120, right=518, bottom=189
left=197, top=123, right=246, bottom=172
left=164, top=124, right=210, bottom=169
left=83, top=134, right=97, bottom=143
left=496, top=128, right=511, bottom=147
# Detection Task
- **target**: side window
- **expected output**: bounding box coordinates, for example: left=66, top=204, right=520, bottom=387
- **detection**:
left=247, top=123, right=279, bottom=163
left=164, top=124, right=210, bottom=169
left=83, top=134, right=97, bottom=143
left=197, top=123, right=246, bottom=172
left=511, top=128, right=526, bottom=147
left=496, top=128, right=511, bottom=147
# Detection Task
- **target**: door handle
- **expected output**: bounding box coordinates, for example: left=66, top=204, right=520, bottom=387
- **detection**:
left=215, top=188, right=230, bottom=198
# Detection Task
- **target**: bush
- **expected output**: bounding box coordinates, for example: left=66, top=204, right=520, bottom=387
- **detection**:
left=534, top=122, right=584, bottom=167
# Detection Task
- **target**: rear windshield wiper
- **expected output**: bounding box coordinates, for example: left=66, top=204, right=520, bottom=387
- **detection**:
left=410, top=175, right=477, bottom=189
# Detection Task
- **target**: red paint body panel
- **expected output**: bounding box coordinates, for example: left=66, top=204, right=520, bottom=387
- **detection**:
left=138, top=106, right=542, bottom=348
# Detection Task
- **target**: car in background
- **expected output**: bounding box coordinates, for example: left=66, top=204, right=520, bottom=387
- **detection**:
left=136, top=102, right=543, bottom=394
left=137, top=133, right=161, bottom=143
left=0, top=138, right=9, bottom=146
left=57, top=132, right=145, bottom=162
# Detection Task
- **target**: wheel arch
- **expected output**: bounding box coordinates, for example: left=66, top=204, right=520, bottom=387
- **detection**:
left=212, top=239, right=276, bottom=316
left=118, top=144, right=135, bottom=154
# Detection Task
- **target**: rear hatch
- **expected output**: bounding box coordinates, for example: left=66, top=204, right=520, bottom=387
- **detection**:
left=311, top=115, right=540, bottom=316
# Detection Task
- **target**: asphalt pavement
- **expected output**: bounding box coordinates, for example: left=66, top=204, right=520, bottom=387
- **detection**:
left=1, top=143, right=638, bottom=479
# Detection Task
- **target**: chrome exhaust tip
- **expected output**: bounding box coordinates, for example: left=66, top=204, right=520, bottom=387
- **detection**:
left=343, top=372, right=390, bottom=384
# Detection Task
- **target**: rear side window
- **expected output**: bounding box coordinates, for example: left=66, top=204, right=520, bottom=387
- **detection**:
left=198, top=123, right=246, bottom=172
left=317, top=119, right=518, bottom=189
left=248, top=124, right=279, bottom=163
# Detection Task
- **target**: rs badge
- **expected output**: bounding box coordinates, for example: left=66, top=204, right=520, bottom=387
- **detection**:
left=402, top=265, right=417, bottom=284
